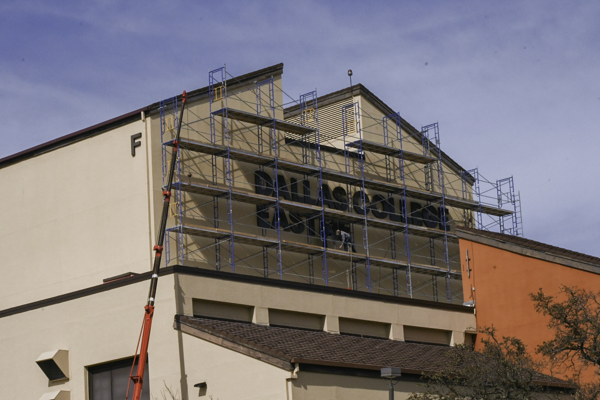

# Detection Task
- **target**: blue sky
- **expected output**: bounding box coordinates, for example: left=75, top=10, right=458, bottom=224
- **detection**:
left=1, top=0, right=599, bottom=256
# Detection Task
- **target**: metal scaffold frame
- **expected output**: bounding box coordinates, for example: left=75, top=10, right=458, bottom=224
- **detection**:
left=343, top=102, right=372, bottom=291
left=383, top=112, right=409, bottom=297
left=209, top=66, right=236, bottom=272
left=421, top=123, right=452, bottom=302
left=300, top=90, right=329, bottom=284
left=158, top=66, right=523, bottom=304
left=461, top=168, right=524, bottom=237
left=160, top=96, right=184, bottom=266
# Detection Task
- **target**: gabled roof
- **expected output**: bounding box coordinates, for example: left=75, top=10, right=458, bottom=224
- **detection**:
left=457, top=227, right=600, bottom=274
left=284, top=84, right=474, bottom=184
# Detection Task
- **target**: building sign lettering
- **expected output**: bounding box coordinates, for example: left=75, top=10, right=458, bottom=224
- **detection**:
left=254, top=170, right=450, bottom=237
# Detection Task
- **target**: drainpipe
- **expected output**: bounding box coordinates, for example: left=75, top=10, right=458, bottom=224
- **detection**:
left=286, top=363, right=300, bottom=400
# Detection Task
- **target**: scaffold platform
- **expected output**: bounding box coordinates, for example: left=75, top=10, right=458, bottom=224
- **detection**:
left=176, top=223, right=460, bottom=279
left=172, top=138, right=513, bottom=217
left=177, top=181, right=458, bottom=239
left=345, top=140, right=438, bottom=164
left=212, top=108, right=315, bottom=135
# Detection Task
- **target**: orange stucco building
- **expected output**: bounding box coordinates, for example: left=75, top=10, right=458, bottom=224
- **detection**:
left=458, top=226, right=600, bottom=380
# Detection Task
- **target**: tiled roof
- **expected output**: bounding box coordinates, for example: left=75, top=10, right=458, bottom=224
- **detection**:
left=176, top=315, right=449, bottom=374
left=457, top=227, right=600, bottom=267
left=175, top=315, right=569, bottom=387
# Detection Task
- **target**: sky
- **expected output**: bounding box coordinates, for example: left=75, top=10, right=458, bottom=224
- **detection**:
left=1, top=0, right=599, bottom=256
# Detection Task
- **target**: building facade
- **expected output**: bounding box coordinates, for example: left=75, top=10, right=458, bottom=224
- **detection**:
left=0, top=63, right=523, bottom=399
left=458, top=226, right=600, bottom=382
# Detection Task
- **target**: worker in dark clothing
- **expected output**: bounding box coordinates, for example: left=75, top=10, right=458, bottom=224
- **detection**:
left=336, top=229, right=356, bottom=253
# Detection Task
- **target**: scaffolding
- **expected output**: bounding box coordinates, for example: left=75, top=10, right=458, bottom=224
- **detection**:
left=462, top=168, right=524, bottom=236
left=158, top=66, right=522, bottom=304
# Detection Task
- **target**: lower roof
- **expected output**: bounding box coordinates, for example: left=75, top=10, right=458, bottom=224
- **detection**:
left=175, top=314, right=452, bottom=375
left=175, top=315, right=568, bottom=388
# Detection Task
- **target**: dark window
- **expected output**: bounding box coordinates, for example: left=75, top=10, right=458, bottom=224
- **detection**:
left=88, top=358, right=149, bottom=400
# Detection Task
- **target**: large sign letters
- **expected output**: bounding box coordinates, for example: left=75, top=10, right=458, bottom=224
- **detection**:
left=253, top=170, right=451, bottom=237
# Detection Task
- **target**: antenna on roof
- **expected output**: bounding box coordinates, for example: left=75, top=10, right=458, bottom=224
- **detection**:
left=348, top=69, right=353, bottom=87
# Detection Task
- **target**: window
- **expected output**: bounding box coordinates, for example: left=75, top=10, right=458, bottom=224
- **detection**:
left=193, top=298, right=254, bottom=322
left=339, top=317, right=390, bottom=338
left=88, top=358, right=149, bottom=400
left=269, top=309, right=325, bottom=331
left=404, top=326, right=452, bottom=346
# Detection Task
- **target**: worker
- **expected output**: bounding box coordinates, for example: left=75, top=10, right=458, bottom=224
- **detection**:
left=336, top=229, right=356, bottom=253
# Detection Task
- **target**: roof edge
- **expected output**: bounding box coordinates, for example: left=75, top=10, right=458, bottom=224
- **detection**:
left=0, top=63, right=285, bottom=170
left=145, top=63, right=284, bottom=116
left=0, top=107, right=146, bottom=169
left=0, top=264, right=471, bottom=319
left=289, top=357, right=424, bottom=375
left=284, top=84, right=474, bottom=183
left=457, top=227, right=600, bottom=274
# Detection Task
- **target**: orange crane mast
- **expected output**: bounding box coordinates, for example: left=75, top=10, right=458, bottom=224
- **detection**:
left=126, top=91, right=187, bottom=400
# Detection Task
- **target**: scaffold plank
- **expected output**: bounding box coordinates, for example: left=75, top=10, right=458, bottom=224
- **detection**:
left=177, top=223, right=460, bottom=279
left=445, top=197, right=511, bottom=217
left=177, top=181, right=319, bottom=215
left=213, top=108, right=315, bottom=135
left=345, top=140, right=437, bottom=164
left=175, top=139, right=513, bottom=217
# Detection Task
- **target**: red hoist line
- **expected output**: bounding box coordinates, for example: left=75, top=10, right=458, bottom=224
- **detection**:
left=126, top=91, right=187, bottom=400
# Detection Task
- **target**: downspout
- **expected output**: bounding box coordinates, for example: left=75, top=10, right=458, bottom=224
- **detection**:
left=286, top=363, right=300, bottom=400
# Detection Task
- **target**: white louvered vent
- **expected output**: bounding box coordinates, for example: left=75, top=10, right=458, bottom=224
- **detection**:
left=285, top=98, right=354, bottom=145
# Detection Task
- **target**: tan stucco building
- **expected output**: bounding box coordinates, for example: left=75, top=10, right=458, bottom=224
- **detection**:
left=0, top=63, right=522, bottom=399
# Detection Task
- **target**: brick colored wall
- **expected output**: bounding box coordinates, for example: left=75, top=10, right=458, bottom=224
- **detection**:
left=460, top=238, right=600, bottom=381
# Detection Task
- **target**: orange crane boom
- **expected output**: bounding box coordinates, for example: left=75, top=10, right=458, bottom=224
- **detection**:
left=127, top=91, right=187, bottom=400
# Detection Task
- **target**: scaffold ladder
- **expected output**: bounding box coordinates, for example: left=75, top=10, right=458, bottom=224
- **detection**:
left=302, top=91, right=329, bottom=284
left=496, top=176, right=520, bottom=236
left=209, top=66, right=235, bottom=272
left=384, top=112, right=408, bottom=297
left=422, top=123, right=452, bottom=302
left=344, top=102, right=371, bottom=292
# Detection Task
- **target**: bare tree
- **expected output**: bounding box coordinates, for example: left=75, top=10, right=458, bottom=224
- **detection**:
left=531, top=286, right=600, bottom=399
left=151, top=382, right=180, bottom=400
left=408, top=327, right=568, bottom=400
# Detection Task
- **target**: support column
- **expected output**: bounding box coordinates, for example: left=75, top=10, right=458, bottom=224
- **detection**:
left=324, top=315, right=340, bottom=334
left=389, top=324, right=404, bottom=341
left=253, top=307, right=269, bottom=326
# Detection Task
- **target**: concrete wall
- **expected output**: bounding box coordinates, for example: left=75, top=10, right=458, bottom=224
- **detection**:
left=178, top=273, right=475, bottom=342
left=179, top=327, right=289, bottom=400
left=0, top=276, right=180, bottom=400
left=0, top=118, right=152, bottom=309
left=0, top=273, right=293, bottom=400
left=291, top=371, right=421, bottom=400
